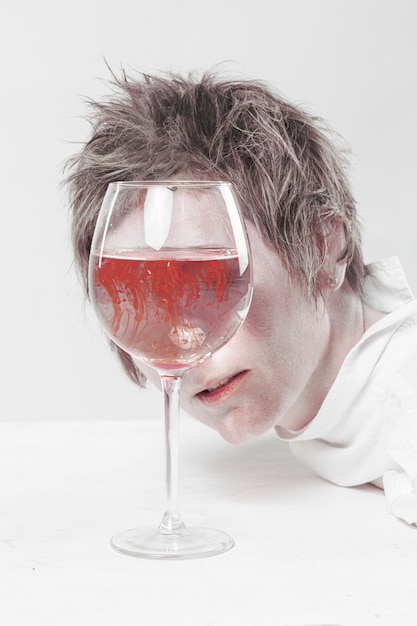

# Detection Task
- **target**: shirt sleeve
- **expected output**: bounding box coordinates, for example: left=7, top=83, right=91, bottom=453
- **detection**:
left=383, top=376, right=417, bottom=525
left=383, top=471, right=417, bottom=525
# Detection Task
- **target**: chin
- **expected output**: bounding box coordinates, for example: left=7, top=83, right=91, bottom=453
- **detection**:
left=215, top=416, right=270, bottom=446
left=190, top=401, right=278, bottom=445
left=218, top=429, right=254, bottom=446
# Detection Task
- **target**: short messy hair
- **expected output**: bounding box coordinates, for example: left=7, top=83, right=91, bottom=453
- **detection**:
left=65, top=68, right=366, bottom=385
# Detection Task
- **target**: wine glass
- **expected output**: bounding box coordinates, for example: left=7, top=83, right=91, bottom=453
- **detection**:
left=88, top=181, right=252, bottom=559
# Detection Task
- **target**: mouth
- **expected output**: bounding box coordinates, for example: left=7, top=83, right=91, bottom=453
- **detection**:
left=196, top=370, right=248, bottom=402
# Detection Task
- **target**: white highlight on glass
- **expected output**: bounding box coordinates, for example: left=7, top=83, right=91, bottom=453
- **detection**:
left=144, top=186, right=173, bottom=250
left=220, top=185, right=249, bottom=276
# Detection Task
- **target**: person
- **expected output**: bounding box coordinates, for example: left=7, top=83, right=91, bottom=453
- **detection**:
left=65, top=68, right=417, bottom=526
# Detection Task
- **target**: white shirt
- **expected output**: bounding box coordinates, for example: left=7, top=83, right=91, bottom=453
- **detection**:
left=276, top=257, right=417, bottom=525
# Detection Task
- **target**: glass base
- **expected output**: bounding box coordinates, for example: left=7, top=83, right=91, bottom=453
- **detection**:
left=110, top=524, right=234, bottom=560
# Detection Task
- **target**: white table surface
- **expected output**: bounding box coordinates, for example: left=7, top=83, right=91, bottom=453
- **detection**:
left=1, top=416, right=416, bottom=626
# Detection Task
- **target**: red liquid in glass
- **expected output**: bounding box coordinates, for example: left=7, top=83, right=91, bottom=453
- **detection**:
left=91, top=249, right=250, bottom=369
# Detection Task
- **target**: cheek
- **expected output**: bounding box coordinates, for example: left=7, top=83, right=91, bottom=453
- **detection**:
left=242, top=285, right=299, bottom=367
left=244, top=283, right=284, bottom=340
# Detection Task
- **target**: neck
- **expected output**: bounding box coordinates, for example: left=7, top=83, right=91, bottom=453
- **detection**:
left=277, top=285, right=382, bottom=432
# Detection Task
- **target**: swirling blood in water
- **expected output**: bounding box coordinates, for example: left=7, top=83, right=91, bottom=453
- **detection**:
left=92, top=251, right=247, bottom=366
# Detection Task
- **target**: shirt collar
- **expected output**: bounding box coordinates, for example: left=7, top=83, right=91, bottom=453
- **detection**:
left=363, top=257, right=415, bottom=313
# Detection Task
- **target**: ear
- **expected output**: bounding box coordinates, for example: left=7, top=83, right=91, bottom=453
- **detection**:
left=317, top=218, right=348, bottom=292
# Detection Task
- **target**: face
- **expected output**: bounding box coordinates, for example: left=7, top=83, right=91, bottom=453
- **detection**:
left=178, top=222, right=331, bottom=444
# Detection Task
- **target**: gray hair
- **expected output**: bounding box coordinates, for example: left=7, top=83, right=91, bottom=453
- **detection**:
left=64, top=68, right=366, bottom=385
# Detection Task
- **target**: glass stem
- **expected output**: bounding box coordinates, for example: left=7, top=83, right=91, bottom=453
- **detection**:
left=158, top=375, right=187, bottom=536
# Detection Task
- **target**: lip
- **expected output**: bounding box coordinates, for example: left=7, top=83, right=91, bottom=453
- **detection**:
left=195, top=370, right=249, bottom=404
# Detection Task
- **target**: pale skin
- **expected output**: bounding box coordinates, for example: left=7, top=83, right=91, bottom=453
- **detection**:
left=139, top=220, right=385, bottom=445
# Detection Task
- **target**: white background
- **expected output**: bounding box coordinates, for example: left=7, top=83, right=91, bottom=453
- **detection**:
left=2, top=0, right=416, bottom=423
